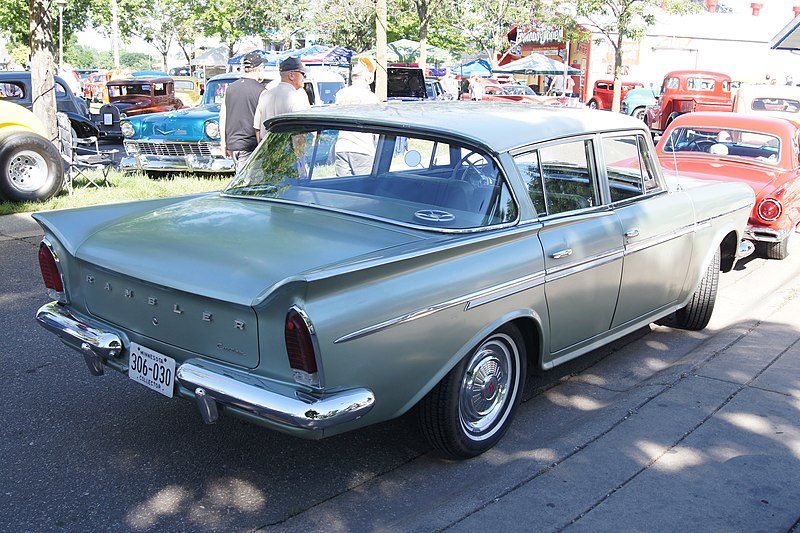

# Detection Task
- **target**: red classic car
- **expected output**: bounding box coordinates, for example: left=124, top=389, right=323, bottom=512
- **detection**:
left=656, top=111, right=800, bottom=259
left=459, top=83, right=564, bottom=105
left=106, top=77, right=183, bottom=118
left=646, top=70, right=732, bottom=134
left=586, top=79, right=643, bottom=110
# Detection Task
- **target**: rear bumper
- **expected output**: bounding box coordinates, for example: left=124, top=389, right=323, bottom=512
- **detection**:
left=119, top=154, right=235, bottom=173
left=35, top=302, right=375, bottom=431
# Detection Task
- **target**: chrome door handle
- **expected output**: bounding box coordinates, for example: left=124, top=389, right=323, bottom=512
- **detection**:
left=551, top=248, right=573, bottom=259
left=625, top=228, right=640, bottom=238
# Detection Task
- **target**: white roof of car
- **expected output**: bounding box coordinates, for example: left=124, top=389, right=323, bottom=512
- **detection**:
left=275, top=101, right=648, bottom=153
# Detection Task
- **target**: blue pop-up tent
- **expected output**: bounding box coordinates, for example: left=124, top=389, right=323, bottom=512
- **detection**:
left=453, top=59, right=491, bottom=77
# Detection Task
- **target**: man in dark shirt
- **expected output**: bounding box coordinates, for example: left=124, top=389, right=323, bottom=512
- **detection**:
left=220, top=52, right=266, bottom=171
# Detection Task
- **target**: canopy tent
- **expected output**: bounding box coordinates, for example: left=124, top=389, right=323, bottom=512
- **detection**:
left=228, top=49, right=280, bottom=66
left=300, top=45, right=356, bottom=66
left=454, top=59, right=491, bottom=77
left=771, top=14, right=800, bottom=50
left=493, top=53, right=580, bottom=75
left=353, top=39, right=457, bottom=65
left=191, top=46, right=229, bottom=67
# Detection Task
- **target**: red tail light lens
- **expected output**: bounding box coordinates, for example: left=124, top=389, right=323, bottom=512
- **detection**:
left=285, top=307, right=321, bottom=387
left=38, top=241, right=65, bottom=300
left=757, top=199, right=781, bottom=222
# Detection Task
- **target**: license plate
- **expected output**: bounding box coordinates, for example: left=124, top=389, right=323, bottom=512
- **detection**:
left=128, top=342, right=176, bottom=398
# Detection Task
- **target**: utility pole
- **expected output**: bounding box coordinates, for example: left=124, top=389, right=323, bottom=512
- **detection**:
left=375, top=0, right=387, bottom=101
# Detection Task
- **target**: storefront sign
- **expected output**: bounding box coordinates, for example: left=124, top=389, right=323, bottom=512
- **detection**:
left=515, top=24, right=563, bottom=46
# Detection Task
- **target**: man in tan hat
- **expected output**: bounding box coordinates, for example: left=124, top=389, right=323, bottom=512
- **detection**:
left=253, top=56, right=311, bottom=141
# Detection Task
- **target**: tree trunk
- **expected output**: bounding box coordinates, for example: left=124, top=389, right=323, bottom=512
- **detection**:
left=611, top=35, right=624, bottom=113
left=28, top=0, right=58, bottom=141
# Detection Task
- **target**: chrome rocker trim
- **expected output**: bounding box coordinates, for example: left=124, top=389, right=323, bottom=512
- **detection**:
left=35, top=302, right=375, bottom=430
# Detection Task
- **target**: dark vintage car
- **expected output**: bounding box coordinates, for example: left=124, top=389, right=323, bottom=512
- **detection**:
left=35, top=102, right=755, bottom=459
left=0, top=71, right=98, bottom=139
left=107, top=77, right=184, bottom=118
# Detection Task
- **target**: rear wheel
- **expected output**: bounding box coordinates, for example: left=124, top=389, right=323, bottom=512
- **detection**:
left=0, top=132, right=65, bottom=202
left=675, top=248, right=719, bottom=330
left=418, top=324, right=526, bottom=458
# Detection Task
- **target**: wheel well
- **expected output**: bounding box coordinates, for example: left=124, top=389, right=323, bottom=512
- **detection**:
left=719, top=231, right=739, bottom=272
left=510, top=316, right=543, bottom=371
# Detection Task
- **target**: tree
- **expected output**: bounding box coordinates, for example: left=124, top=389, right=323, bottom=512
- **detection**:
left=455, top=0, right=533, bottom=67
left=313, top=0, right=375, bottom=52
left=132, top=0, right=175, bottom=70
left=557, top=0, right=697, bottom=111
left=27, top=0, right=58, bottom=139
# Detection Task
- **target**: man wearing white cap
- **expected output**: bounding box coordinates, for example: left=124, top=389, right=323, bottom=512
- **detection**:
left=253, top=56, right=311, bottom=141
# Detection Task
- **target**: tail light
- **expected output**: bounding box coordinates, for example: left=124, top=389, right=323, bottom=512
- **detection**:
left=757, top=199, right=782, bottom=222
left=38, top=240, right=67, bottom=303
left=285, top=306, right=322, bottom=388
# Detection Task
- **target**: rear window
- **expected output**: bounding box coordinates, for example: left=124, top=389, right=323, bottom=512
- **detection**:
left=225, top=126, right=517, bottom=230
left=751, top=97, right=800, bottom=113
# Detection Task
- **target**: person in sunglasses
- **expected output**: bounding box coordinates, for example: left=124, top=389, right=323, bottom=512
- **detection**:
left=253, top=56, right=311, bottom=142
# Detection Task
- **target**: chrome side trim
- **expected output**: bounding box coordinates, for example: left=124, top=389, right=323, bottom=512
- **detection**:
left=176, top=362, right=375, bottom=430
left=545, top=248, right=624, bottom=283
left=335, top=270, right=547, bottom=343
left=624, top=223, right=695, bottom=255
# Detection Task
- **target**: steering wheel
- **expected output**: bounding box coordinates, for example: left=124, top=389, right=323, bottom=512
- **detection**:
left=687, top=138, right=715, bottom=152
left=451, top=151, right=493, bottom=185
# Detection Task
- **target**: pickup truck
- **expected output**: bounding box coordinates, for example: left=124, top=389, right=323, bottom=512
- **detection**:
left=645, top=70, right=732, bottom=134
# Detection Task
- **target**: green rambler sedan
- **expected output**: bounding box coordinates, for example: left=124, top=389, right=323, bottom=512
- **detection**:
left=34, top=102, right=756, bottom=458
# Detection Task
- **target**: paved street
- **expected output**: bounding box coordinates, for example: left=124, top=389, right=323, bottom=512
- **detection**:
left=1, top=212, right=798, bottom=532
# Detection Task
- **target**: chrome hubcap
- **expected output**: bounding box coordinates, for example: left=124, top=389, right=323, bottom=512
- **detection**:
left=459, top=334, right=515, bottom=437
left=8, top=149, right=48, bottom=192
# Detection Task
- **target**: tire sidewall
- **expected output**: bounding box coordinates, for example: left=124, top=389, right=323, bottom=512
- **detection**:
left=441, top=325, right=526, bottom=457
left=0, top=132, right=65, bottom=202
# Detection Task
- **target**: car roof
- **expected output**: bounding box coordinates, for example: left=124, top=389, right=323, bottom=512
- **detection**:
left=272, top=101, right=649, bottom=153
left=108, top=76, right=174, bottom=85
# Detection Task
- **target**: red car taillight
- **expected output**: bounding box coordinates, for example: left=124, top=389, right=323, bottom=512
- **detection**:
left=757, top=199, right=782, bottom=222
left=38, top=241, right=66, bottom=302
left=285, top=307, right=321, bottom=388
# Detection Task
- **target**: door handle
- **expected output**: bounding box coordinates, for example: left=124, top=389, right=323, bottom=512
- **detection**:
left=551, top=248, right=573, bottom=259
left=625, top=228, right=640, bottom=239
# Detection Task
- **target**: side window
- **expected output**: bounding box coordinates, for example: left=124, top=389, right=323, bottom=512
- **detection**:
left=539, top=140, right=597, bottom=215
left=54, top=82, right=67, bottom=97
left=389, top=138, right=452, bottom=172
left=603, top=135, right=649, bottom=202
left=0, top=82, right=24, bottom=99
left=514, top=150, right=546, bottom=215
left=153, top=83, right=166, bottom=96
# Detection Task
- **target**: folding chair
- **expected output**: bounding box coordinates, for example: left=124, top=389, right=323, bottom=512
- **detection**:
left=57, top=112, right=117, bottom=193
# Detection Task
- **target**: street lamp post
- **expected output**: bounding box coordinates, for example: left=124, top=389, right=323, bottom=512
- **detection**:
left=55, top=0, right=67, bottom=70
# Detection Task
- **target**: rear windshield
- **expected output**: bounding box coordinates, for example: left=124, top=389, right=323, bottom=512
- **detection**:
left=224, top=126, right=517, bottom=231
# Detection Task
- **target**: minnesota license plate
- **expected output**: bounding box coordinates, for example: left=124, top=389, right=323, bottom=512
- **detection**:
left=128, top=342, right=176, bottom=398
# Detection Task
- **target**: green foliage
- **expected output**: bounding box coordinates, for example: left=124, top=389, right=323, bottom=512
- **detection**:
left=311, top=0, right=375, bottom=52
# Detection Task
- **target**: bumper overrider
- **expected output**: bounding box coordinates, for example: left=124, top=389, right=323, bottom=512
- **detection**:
left=36, top=302, right=375, bottom=430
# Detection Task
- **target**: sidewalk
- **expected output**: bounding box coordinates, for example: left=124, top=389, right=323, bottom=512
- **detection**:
left=0, top=212, right=42, bottom=240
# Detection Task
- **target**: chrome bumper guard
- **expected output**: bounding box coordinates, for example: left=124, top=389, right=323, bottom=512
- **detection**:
left=119, top=154, right=235, bottom=173
left=744, top=226, right=787, bottom=244
left=176, top=363, right=375, bottom=429
left=738, top=239, right=755, bottom=260
left=35, top=302, right=375, bottom=431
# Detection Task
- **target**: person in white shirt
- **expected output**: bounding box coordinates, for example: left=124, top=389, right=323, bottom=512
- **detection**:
left=253, top=56, right=311, bottom=142
left=333, top=63, right=379, bottom=176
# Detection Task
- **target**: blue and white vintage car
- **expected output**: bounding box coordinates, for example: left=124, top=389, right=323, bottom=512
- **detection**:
left=35, top=103, right=754, bottom=458
left=119, top=70, right=345, bottom=174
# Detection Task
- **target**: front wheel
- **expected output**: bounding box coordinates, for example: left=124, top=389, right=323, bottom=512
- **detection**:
left=675, top=248, right=720, bottom=330
left=418, top=324, right=526, bottom=459
left=633, top=107, right=646, bottom=121
left=588, top=100, right=599, bottom=109
left=0, top=132, right=65, bottom=202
